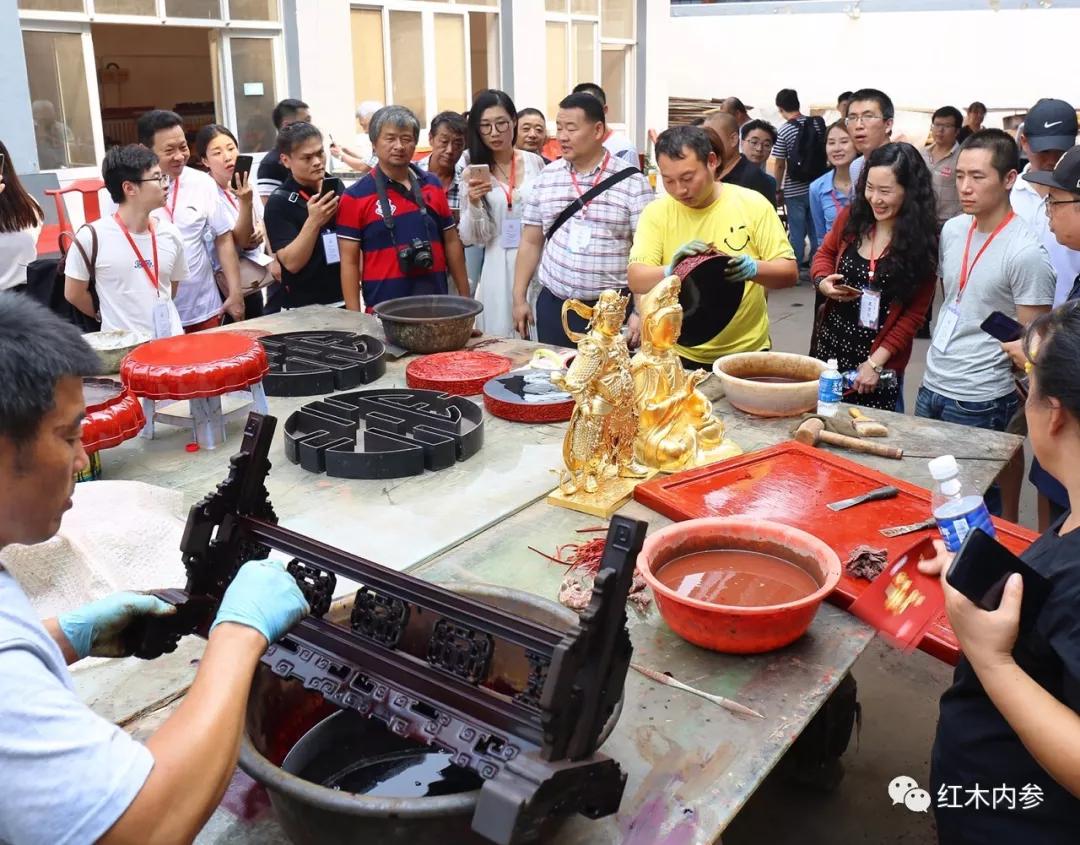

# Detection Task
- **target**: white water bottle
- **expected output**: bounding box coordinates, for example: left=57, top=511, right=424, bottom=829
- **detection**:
left=929, top=455, right=997, bottom=552
left=817, top=358, right=842, bottom=417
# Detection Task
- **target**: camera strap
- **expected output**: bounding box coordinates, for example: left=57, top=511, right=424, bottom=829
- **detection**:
left=373, top=164, right=431, bottom=241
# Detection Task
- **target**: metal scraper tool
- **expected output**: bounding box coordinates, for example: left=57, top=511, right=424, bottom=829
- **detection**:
left=879, top=518, right=937, bottom=537
left=826, top=485, right=900, bottom=511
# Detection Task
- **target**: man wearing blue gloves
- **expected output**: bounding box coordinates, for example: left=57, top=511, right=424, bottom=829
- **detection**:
left=629, top=125, right=797, bottom=369
left=0, top=293, right=309, bottom=845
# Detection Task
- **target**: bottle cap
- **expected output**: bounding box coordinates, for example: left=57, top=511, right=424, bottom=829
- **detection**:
left=928, top=454, right=959, bottom=481
left=826, top=358, right=838, bottom=369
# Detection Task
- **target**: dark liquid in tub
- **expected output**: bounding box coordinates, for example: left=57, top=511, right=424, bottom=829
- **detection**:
left=741, top=376, right=805, bottom=384
left=656, top=550, right=819, bottom=606
left=320, top=749, right=482, bottom=798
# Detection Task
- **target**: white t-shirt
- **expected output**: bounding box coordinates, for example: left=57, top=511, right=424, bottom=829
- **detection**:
left=151, top=167, right=232, bottom=326
left=0, top=221, right=43, bottom=291
left=209, top=185, right=273, bottom=270
left=65, top=215, right=189, bottom=337
left=603, top=131, right=639, bottom=166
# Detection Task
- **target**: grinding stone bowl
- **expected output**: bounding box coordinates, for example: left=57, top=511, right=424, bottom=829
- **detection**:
left=712, top=352, right=828, bottom=418
left=83, top=329, right=152, bottom=374
left=373, top=295, right=483, bottom=354
left=238, top=584, right=624, bottom=845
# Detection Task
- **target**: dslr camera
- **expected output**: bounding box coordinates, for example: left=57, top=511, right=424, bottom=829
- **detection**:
left=397, top=237, right=434, bottom=274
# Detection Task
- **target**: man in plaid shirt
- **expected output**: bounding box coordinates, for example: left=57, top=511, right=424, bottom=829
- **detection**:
left=512, top=92, right=653, bottom=347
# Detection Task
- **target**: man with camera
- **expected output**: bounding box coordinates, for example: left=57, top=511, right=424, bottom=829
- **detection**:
left=337, top=105, right=469, bottom=311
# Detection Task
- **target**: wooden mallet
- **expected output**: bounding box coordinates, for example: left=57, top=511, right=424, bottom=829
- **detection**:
left=794, top=417, right=904, bottom=460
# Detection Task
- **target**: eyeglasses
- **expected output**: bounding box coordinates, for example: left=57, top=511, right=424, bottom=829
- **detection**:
left=478, top=119, right=512, bottom=136
left=139, top=174, right=169, bottom=187
left=1045, top=197, right=1080, bottom=214
left=744, top=139, right=774, bottom=150
left=845, top=114, right=885, bottom=126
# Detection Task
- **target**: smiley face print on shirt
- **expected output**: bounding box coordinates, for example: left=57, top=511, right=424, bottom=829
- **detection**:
left=723, top=224, right=750, bottom=253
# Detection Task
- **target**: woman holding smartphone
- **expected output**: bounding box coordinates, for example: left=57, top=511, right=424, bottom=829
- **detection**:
left=810, top=142, right=938, bottom=411
left=458, top=89, right=545, bottom=338
left=196, top=124, right=276, bottom=318
left=917, top=302, right=1080, bottom=842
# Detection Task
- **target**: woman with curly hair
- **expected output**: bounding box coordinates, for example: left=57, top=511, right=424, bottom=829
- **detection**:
left=811, top=142, right=939, bottom=411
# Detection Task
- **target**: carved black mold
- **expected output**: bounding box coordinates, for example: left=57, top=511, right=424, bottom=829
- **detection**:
left=259, top=331, right=386, bottom=396
left=283, top=388, right=484, bottom=479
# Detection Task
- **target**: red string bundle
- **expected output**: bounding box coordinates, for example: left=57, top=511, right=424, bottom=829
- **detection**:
left=528, top=527, right=607, bottom=573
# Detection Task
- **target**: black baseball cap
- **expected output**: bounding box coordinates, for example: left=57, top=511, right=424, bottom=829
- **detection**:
left=1024, top=145, right=1080, bottom=195
left=1022, top=98, right=1078, bottom=152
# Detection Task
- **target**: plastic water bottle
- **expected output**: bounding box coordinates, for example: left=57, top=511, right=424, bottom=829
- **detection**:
left=841, top=368, right=898, bottom=392
left=817, top=358, right=842, bottom=417
left=928, top=455, right=997, bottom=552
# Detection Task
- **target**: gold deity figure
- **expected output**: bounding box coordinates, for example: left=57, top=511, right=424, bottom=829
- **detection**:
left=552, top=291, right=648, bottom=495
left=631, top=275, right=741, bottom=471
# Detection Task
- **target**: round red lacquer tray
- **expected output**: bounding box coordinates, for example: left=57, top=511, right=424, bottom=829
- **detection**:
left=405, top=350, right=513, bottom=396
left=482, top=368, right=574, bottom=423
left=82, top=378, right=145, bottom=453
left=121, top=332, right=269, bottom=400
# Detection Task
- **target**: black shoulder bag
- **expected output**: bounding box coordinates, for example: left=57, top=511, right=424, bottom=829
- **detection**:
left=545, top=165, right=639, bottom=242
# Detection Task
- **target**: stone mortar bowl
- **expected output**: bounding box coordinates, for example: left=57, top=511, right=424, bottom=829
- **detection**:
left=373, top=295, right=483, bottom=354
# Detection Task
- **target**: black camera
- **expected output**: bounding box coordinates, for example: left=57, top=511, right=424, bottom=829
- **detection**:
left=397, top=237, right=434, bottom=274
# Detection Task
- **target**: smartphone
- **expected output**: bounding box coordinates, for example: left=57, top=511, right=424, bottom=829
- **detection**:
left=231, top=154, right=253, bottom=190
left=980, top=311, right=1023, bottom=343
left=945, top=528, right=1051, bottom=632
left=0, top=153, right=5, bottom=174
left=467, top=163, right=491, bottom=183
left=835, top=283, right=862, bottom=296
left=320, top=176, right=343, bottom=198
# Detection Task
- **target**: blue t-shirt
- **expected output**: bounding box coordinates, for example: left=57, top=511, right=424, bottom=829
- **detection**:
left=0, top=569, right=153, bottom=844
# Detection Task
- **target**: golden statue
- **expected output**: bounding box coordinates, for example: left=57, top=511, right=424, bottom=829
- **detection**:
left=631, top=276, right=741, bottom=471
left=551, top=291, right=648, bottom=496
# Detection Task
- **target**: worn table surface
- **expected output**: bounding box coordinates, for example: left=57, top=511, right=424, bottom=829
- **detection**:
left=82, top=305, right=1023, bottom=845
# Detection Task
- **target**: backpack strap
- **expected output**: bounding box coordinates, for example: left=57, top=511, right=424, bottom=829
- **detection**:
left=545, top=165, right=638, bottom=242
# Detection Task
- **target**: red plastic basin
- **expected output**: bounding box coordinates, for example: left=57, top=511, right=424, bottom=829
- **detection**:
left=637, top=517, right=842, bottom=654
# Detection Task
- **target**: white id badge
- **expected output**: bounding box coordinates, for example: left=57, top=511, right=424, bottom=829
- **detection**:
left=568, top=218, right=592, bottom=253
left=152, top=299, right=174, bottom=339
left=859, top=289, right=882, bottom=330
left=932, top=303, right=961, bottom=353
left=322, top=231, right=340, bottom=264
left=501, top=217, right=522, bottom=249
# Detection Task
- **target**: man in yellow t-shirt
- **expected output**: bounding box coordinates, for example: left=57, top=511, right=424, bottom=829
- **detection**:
left=628, top=125, right=797, bottom=366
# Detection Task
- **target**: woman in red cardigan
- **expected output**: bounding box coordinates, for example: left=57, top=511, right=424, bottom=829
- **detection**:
left=811, top=142, right=939, bottom=411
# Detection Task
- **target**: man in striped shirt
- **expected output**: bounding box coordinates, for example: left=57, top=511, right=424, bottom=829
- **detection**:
left=771, top=88, right=817, bottom=271
left=512, top=93, right=653, bottom=347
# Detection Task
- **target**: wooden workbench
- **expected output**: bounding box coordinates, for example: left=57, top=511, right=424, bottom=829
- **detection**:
left=75, top=305, right=1023, bottom=845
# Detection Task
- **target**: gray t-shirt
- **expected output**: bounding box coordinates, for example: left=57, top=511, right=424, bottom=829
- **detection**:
left=924, top=213, right=1056, bottom=402
left=0, top=569, right=153, bottom=845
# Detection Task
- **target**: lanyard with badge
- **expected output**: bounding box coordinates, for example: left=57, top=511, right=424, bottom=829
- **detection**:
left=496, top=154, right=521, bottom=249
left=932, top=211, right=1015, bottom=353
left=114, top=213, right=173, bottom=338
left=859, top=227, right=887, bottom=330
left=298, top=187, right=340, bottom=264
left=567, top=152, right=611, bottom=253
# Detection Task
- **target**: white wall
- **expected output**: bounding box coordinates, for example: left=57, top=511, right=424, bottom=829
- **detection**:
left=667, top=6, right=1080, bottom=140
left=295, top=0, right=357, bottom=147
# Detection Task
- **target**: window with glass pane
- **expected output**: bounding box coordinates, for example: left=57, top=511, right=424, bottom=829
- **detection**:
left=465, top=0, right=497, bottom=6
left=229, top=0, right=278, bottom=21
left=571, top=0, right=599, bottom=14
left=389, top=10, right=425, bottom=126
left=545, top=22, right=567, bottom=121
left=434, top=15, right=467, bottom=115
left=18, top=0, right=83, bottom=10
left=469, top=11, right=499, bottom=97
left=545, top=0, right=567, bottom=11
left=572, top=21, right=595, bottom=87
left=93, top=0, right=155, bottom=14
left=601, top=0, right=633, bottom=39
left=351, top=8, right=386, bottom=109
left=22, top=30, right=95, bottom=169
left=601, top=45, right=626, bottom=125
left=229, top=37, right=278, bottom=153
left=166, top=0, right=220, bottom=18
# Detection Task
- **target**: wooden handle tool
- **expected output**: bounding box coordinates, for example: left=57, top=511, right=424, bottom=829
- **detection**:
left=795, top=417, right=904, bottom=460
left=849, top=407, right=889, bottom=437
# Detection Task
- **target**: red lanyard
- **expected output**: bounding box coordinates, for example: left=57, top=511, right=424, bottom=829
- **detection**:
left=114, top=213, right=160, bottom=292
left=867, top=226, right=889, bottom=283
left=164, top=172, right=181, bottom=222
left=220, top=186, right=238, bottom=211
left=958, top=211, right=1015, bottom=301
left=830, top=189, right=844, bottom=215
left=570, top=152, right=611, bottom=215
left=495, top=153, right=517, bottom=210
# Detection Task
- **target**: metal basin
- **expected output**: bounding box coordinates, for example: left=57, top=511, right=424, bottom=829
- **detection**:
left=373, top=295, right=483, bottom=353
left=238, top=584, right=623, bottom=845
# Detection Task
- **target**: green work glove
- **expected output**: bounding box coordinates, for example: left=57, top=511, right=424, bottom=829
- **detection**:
left=666, top=240, right=712, bottom=276
left=59, top=592, right=177, bottom=660
left=724, top=254, right=758, bottom=284
left=210, top=559, right=309, bottom=645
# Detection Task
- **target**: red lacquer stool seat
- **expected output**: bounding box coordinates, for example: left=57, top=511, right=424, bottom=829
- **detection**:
left=81, top=378, right=146, bottom=453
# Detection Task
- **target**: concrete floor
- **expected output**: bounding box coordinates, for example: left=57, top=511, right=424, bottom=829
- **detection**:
left=721, top=282, right=1038, bottom=845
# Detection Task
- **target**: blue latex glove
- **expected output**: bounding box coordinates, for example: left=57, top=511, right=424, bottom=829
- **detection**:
left=58, top=592, right=176, bottom=660
left=666, top=240, right=712, bottom=276
left=724, top=254, right=758, bottom=284
left=211, top=559, right=309, bottom=644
